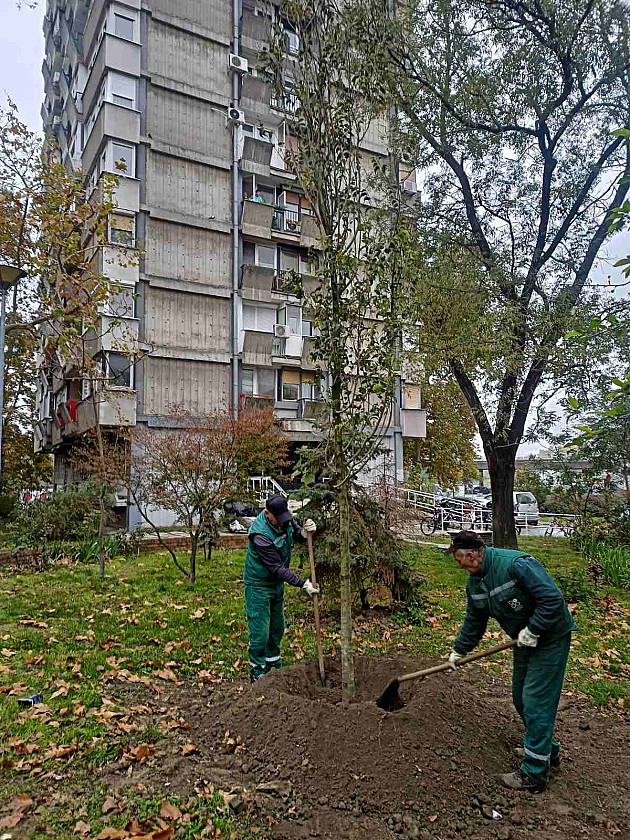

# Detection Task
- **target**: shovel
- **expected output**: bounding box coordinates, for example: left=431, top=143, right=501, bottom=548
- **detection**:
left=306, top=531, right=326, bottom=687
left=376, top=639, right=517, bottom=711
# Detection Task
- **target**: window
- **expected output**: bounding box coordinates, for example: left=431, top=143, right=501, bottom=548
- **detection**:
left=243, top=304, right=276, bottom=332
left=102, top=352, right=133, bottom=388
left=110, top=141, right=135, bottom=176
left=256, top=245, right=276, bottom=269
left=110, top=72, right=137, bottom=109
left=302, top=318, right=313, bottom=338
left=404, top=384, right=421, bottom=409
left=114, top=12, right=135, bottom=40
left=241, top=368, right=254, bottom=395
left=108, top=285, right=135, bottom=318
left=242, top=367, right=275, bottom=398
left=301, top=373, right=321, bottom=400
left=280, top=369, right=300, bottom=402
left=277, top=304, right=301, bottom=335
left=109, top=212, right=136, bottom=247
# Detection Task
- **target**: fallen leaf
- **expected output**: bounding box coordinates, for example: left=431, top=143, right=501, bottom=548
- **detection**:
left=0, top=794, right=34, bottom=829
left=154, top=668, right=178, bottom=682
left=428, top=814, right=438, bottom=822
left=102, top=796, right=117, bottom=814
left=159, top=802, right=182, bottom=821
left=93, top=829, right=128, bottom=840
left=73, top=820, right=91, bottom=836
left=181, top=743, right=199, bottom=756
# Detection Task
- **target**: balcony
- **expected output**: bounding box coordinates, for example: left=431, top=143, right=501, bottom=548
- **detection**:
left=270, top=92, right=299, bottom=115
left=300, top=215, right=322, bottom=248
left=83, top=103, right=140, bottom=174
left=242, top=330, right=274, bottom=365
left=272, top=271, right=302, bottom=296
left=272, top=207, right=302, bottom=235
left=272, top=335, right=303, bottom=361
left=240, top=394, right=274, bottom=412
left=401, top=408, right=427, bottom=439
left=241, top=199, right=275, bottom=239
left=61, top=391, right=137, bottom=439
left=83, top=34, right=141, bottom=114
left=242, top=264, right=275, bottom=293
left=240, top=9, right=272, bottom=53
left=84, top=315, right=140, bottom=356
left=299, top=399, right=326, bottom=421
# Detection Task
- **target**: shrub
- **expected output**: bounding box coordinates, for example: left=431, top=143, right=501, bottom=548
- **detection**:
left=9, top=485, right=104, bottom=552
left=292, top=483, right=426, bottom=610
left=552, top=568, right=598, bottom=603
left=583, top=543, right=630, bottom=590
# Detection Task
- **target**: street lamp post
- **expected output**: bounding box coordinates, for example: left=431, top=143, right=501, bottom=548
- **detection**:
left=0, top=265, right=26, bottom=492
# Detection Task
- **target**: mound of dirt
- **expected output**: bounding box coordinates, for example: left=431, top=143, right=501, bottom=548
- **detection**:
left=107, top=656, right=629, bottom=840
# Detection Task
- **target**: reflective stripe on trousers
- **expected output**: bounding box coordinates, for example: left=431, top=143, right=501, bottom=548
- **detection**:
left=512, top=632, right=571, bottom=782
left=245, top=584, right=285, bottom=681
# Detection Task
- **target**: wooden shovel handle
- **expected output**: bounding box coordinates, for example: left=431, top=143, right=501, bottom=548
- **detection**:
left=398, top=639, right=517, bottom=684
left=306, top=531, right=326, bottom=686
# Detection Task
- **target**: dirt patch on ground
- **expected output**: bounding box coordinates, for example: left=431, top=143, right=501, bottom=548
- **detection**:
left=103, top=656, right=628, bottom=840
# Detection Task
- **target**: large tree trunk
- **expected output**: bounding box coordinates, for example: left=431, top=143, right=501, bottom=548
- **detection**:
left=486, top=446, right=518, bottom=548
left=338, top=478, right=355, bottom=701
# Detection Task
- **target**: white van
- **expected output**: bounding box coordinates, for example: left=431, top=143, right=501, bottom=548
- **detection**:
left=514, top=492, right=539, bottom=526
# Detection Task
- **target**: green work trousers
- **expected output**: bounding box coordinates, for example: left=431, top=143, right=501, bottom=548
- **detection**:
left=512, top=632, right=572, bottom=783
left=245, top=584, right=285, bottom=681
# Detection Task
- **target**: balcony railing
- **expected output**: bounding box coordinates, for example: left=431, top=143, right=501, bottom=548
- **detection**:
left=272, top=207, right=302, bottom=233
left=272, top=270, right=302, bottom=295
left=270, top=93, right=299, bottom=114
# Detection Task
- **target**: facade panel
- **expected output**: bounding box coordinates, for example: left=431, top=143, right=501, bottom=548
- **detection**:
left=145, top=153, right=231, bottom=223
left=144, top=287, right=231, bottom=351
left=147, top=87, right=231, bottom=160
left=143, top=358, right=231, bottom=415
left=147, top=19, right=230, bottom=97
left=146, top=219, right=232, bottom=286
left=149, top=0, right=231, bottom=38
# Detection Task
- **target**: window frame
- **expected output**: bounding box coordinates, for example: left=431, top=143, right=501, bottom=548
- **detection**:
left=102, top=351, right=134, bottom=390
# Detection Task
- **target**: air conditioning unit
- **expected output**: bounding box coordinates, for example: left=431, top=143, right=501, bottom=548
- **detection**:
left=81, top=378, right=92, bottom=400
left=229, top=53, right=249, bottom=73
left=52, top=115, right=62, bottom=126
left=228, top=107, right=246, bottom=124
left=52, top=71, right=61, bottom=90
left=402, top=179, right=418, bottom=195
left=274, top=323, right=290, bottom=339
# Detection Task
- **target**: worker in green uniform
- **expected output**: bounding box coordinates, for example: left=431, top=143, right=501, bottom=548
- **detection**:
left=244, top=495, right=319, bottom=682
left=446, top=530, right=577, bottom=792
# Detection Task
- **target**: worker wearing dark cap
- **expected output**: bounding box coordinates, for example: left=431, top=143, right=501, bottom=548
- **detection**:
left=244, top=495, right=319, bottom=682
left=447, top=531, right=577, bottom=792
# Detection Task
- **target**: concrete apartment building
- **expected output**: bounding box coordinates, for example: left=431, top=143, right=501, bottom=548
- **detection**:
left=37, top=0, right=426, bottom=527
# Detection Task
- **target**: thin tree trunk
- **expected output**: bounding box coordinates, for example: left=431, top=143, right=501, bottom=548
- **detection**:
left=92, top=392, right=107, bottom=579
left=189, top=535, right=197, bottom=585
left=486, top=447, right=518, bottom=548
left=338, top=477, right=355, bottom=701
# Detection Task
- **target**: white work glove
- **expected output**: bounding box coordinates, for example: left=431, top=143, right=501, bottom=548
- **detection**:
left=517, top=627, right=539, bottom=648
left=302, top=578, right=320, bottom=597
left=301, top=518, right=317, bottom=537
left=448, top=650, right=464, bottom=670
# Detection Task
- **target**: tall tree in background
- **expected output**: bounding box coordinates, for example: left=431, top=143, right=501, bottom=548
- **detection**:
left=354, top=0, right=630, bottom=546
left=265, top=0, right=411, bottom=698
left=0, top=103, right=122, bottom=495
left=405, top=379, right=478, bottom=488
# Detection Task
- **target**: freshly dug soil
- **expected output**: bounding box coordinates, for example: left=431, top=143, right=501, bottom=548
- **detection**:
left=107, top=656, right=629, bottom=840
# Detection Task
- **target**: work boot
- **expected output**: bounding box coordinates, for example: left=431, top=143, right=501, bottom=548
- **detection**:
left=514, top=747, right=560, bottom=769
left=496, top=769, right=546, bottom=793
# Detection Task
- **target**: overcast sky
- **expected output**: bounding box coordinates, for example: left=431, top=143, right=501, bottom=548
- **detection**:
left=1, top=1, right=45, bottom=133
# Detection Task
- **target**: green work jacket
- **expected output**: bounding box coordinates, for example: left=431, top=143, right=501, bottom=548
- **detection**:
left=454, top=547, right=577, bottom=654
left=244, top=510, right=295, bottom=588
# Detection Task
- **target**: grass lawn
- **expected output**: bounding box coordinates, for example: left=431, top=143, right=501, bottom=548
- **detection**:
left=0, top=537, right=628, bottom=838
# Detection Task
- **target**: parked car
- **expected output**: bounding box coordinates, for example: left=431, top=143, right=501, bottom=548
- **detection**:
left=513, top=491, right=539, bottom=526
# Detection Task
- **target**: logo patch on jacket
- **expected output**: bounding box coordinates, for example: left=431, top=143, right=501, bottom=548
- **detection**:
left=508, top=598, right=523, bottom=611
